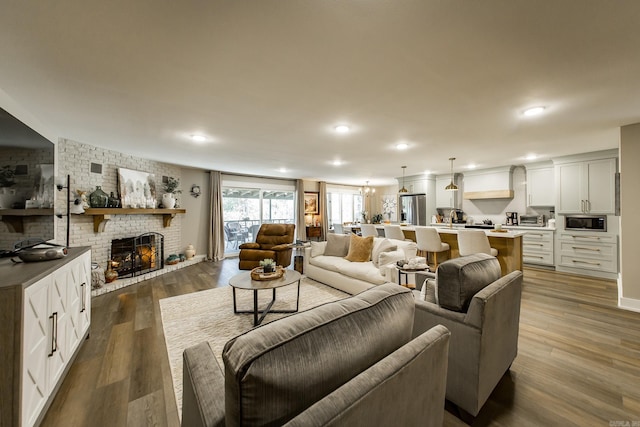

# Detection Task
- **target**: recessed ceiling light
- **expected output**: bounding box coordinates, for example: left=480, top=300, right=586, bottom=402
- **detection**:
left=278, top=167, right=287, bottom=173
left=525, top=153, right=538, bottom=161
left=396, top=142, right=408, bottom=150
left=332, top=160, right=343, bottom=166
left=423, top=170, right=431, bottom=175
left=334, top=125, right=350, bottom=134
left=523, top=106, right=546, bottom=117
left=190, top=134, right=207, bottom=142
left=467, top=164, right=476, bottom=169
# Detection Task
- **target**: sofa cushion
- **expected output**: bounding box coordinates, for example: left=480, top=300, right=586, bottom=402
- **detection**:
left=336, top=261, right=388, bottom=285
left=378, top=249, right=407, bottom=268
left=222, top=283, right=415, bottom=427
left=324, top=233, right=351, bottom=257
left=310, top=241, right=326, bottom=258
left=308, top=255, right=352, bottom=273
left=436, top=253, right=501, bottom=312
left=371, top=238, right=397, bottom=267
left=345, top=234, right=375, bottom=262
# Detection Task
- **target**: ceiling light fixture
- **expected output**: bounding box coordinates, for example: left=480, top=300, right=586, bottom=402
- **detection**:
left=525, top=153, right=538, bottom=161
left=445, top=158, right=458, bottom=191
left=279, top=167, right=287, bottom=173
left=523, top=106, right=546, bottom=117
left=467, top=163, right=476, bottom=169
left=399, top=166, right=408, bottom=193
left=334, top=125, right=350, bottom=133
left=332, top=160, right=342, bottom=166
left=361, top=180, right=375, bottom=196
left=396, top=142, right=408, bottom=150
left=190, top=134, right=207, bottom=142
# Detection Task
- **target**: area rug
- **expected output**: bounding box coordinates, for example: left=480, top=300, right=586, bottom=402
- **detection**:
left=159, top=278, right=348, bottom=418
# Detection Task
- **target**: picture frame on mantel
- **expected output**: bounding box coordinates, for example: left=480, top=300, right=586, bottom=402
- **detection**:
left=117, top=167, right=157, bottom=208
left=304, top=191, right=319, bottom=215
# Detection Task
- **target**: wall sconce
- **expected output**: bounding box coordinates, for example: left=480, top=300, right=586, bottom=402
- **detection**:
left=190, top=184, right=201, bottom=198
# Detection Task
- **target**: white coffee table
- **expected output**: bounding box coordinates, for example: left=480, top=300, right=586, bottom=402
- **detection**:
left=229, top=269, right=302, bottom=326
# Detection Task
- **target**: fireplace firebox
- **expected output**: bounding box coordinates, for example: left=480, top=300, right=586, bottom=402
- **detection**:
left=110, top=232, right=164, bottom=278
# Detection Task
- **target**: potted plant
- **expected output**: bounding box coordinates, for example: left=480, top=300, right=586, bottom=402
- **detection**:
left=162, top=177, right=182, bottom=209
left=259, top=258, right=276, bottom=273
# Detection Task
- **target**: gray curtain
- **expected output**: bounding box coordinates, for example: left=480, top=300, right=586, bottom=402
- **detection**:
left=208, top=171, right=225, bottom=261
left=319, top=181, right=329, bottom=240
left=295, top=179, right=306, bottom=241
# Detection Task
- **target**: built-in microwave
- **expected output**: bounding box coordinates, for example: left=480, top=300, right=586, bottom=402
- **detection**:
left=564, top=215, right=607, bottom=232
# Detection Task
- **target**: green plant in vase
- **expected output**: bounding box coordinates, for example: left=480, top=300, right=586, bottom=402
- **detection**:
left=259, top=258, right=276, bottom=273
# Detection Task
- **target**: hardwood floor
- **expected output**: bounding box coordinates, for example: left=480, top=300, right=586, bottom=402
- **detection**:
left=40, top=260, right=640, bottom=426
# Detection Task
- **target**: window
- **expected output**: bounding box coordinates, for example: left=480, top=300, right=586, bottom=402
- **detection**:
left=327, top=185, right=363, bottom=226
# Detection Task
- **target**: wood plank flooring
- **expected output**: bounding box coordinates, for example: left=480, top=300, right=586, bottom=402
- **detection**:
left=40, top=260, right=640, bottom=426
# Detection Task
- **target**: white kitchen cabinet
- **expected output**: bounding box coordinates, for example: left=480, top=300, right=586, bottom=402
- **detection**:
left=556, top=231, right=617, bottom=274
left=556, top=158, right=616, bottom=214
left=526, top=165, right=555, bottom=207
left=0, top=248, right=91, bottom=427
left=522, top=229, right=555, bottom=266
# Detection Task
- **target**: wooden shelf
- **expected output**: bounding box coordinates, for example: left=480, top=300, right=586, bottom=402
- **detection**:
left=0, top=209, right=54, bottom=233
left=83, top=208, right=186, bottom=232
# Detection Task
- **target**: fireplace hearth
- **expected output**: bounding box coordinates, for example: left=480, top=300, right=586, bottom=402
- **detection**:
left=110, top=232, right=164, bottom=278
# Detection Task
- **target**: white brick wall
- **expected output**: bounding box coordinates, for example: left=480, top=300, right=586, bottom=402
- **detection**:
left=56, top=139, right=189, bottom=279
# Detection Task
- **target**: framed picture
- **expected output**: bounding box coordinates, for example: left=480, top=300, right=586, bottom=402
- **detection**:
left=117, top=168, right=157, bottom=208
left=304, top=191, right=319, bottom=214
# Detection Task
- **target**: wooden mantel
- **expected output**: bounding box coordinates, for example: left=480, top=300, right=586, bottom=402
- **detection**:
left=83, top=208, right=186, bottom=232
left=0, top=208, right=54, bottom=233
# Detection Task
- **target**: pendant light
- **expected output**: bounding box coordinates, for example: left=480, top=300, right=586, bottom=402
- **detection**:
left=445, top=157, right=458, bottom=191
left=399, top=166, right=408, bottom=193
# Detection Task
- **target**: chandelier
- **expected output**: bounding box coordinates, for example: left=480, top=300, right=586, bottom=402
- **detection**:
left=362, top=180, right=375, bottom=196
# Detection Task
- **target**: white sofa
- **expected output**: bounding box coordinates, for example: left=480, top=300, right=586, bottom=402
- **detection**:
left=303, top=235, right=418, bottom=295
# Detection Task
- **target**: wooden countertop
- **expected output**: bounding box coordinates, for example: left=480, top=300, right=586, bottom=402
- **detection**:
left=0, top=246, right=90, bottom=289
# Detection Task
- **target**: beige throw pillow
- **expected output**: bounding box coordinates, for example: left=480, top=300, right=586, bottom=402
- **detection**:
left=371, top=239, right=397, bottom=267
left=324, top=233, right=351, bottom=257
left=345, top=234, right=375, bottom=262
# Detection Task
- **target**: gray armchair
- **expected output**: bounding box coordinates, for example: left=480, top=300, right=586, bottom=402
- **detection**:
left=182, top=283, right=450, bottom=427
left=413, top=253, right=523, bottom=418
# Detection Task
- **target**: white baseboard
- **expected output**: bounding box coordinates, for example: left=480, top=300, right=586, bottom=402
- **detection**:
left=618, top=296, right=640, bottom=313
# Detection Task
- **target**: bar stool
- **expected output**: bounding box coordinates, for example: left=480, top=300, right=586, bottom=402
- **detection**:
left=383, top=224, right=408, bottom=241
left=414, top=226, right=450, bottom=269
left=360, top=224, right=379, bottom=237
left=457, top=229, right=498, bottom=257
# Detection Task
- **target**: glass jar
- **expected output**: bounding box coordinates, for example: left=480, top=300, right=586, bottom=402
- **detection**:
left=89, top=186, right=109, bottom=208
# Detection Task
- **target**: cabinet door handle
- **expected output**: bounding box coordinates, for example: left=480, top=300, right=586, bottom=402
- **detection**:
left=528, top=255, right=545, bottom=259
left=81, top=282, right=86, bottom=313
left=586, top=199, right=591, bottom=212
left=570, top=235, right=601, bottom=240
left=581, top=200, right=585, bottom=212
left=48, top=312, right=58, bottom=357
left=572, top=246, right=601, bottom=252
left=572, top=259, right=601, bottom=266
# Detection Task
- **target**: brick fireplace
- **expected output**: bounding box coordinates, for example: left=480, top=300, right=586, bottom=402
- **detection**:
left=110, top=232, right=164, bottom=278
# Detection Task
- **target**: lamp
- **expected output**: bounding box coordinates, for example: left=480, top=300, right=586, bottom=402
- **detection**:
left=445, top=158, right=459, bottom=191
left=398, top=166, right=408, bottom=193
left=55, top=174, right=71, bottom=248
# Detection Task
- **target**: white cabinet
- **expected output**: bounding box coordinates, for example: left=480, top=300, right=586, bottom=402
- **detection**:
left=556, top=232, right=618, bottom=274
left=526, top=165, right=555, bottom=207
left=522, top=229, right=555, bottom=266
left=18, top=250, right=91, bottom=427
left=556, top=158, right=616, bottom=214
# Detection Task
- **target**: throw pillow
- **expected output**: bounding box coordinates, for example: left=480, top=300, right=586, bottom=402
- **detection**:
left=324, top=233, right=350, bottom=257
left=309, top=241, right=326, bottom=258
left=378, top=249, right=406, bottom=268
left=371, top=238, right=397, bottom=267
left=344, top=234, right=375, bottom=262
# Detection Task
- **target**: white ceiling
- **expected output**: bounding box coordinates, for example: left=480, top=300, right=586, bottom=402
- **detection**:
left=1, top=1, right=639, bottom=186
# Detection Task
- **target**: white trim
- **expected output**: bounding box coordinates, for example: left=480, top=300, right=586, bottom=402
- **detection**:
left=618, top=297, right=640, bottom=313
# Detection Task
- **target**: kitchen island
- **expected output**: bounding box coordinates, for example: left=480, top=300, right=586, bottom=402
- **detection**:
left=343, top=224, right=524, bottom=275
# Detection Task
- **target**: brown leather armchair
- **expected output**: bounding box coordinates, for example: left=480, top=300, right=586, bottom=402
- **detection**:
left=238, top=223, right=295, bottom=270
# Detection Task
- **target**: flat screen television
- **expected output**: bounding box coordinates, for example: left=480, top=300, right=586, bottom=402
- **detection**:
left=0, top=107, right=55, bottom=252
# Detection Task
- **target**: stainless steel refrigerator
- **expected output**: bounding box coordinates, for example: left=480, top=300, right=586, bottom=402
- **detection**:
left=399, top=194, right=427, bottom=225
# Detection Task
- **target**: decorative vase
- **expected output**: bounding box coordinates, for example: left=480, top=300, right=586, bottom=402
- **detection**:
left=104, top=262, right=118, bottom=283
left=89, top=186, right=109, bottom=208
left=162, top=193, right=176, bottom=209
left=185, top=244, right=196, bottom=260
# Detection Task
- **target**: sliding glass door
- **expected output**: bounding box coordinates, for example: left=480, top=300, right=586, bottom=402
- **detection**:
left=222, top=183, right=295, bottom=254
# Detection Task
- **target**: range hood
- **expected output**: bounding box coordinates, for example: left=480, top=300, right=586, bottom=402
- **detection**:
left=463, top=166, right=514, bottom=200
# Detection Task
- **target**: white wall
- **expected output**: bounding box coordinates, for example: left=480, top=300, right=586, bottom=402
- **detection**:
left=180, top=168, right=210, bottom=258
left=619, top=124, right=640, bottom=309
